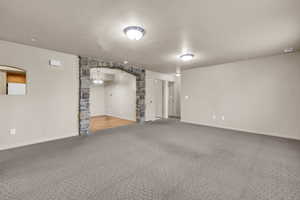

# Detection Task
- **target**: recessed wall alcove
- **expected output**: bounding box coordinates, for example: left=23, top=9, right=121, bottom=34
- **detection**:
left=79, top=57, right=146, bottom=136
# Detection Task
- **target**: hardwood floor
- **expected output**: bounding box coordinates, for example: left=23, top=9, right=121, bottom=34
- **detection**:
left=90, top=115, right=135, bottom=132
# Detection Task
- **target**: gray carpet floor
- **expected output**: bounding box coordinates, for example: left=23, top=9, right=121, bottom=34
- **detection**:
left=1, top=120, right=300, bottom=200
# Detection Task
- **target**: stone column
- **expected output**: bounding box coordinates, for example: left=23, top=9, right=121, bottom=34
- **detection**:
left=79, top=57, right=92, bottom=136
left=136, top=72, right=146, bottom=122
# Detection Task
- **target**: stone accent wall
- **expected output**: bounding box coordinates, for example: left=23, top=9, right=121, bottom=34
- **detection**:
left=79, top=57, right=146, bottom=136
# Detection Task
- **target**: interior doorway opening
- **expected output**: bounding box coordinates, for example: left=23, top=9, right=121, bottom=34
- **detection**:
left=89, top=68, right=136, bottom=133
left=145, top=75, right=181, bottom=122
left=168, top=78, right=181, bottom=120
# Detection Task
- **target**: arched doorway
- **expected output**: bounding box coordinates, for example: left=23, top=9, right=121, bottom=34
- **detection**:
left=79, top=57, right=146, bottom=136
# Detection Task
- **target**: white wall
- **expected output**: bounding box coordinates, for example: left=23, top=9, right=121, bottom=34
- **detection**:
left=182, top=52, right=300, bottom=140
left=146, top=70, right=175, bottom=82
left=90, top=85, right=105, bottom=117
left=154, top=80, right=163, bottom=118
left=105, top=70, right=136, bottom=121
left=0, top=71, right=6, bottom=95
left=173, top=76, right=181, bottom=117
left=163, top=80, right=169, bottom=119
left=168, top=82, right=177, bottom=117
left=0, top=40, right=79, bottom=150
left=145, top=77, right=156, bottom=121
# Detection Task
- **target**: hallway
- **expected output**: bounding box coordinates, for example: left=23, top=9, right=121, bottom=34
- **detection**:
left=90, top=115, right=135, bottom=132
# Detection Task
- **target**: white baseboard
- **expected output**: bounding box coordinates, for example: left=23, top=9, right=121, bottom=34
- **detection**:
left=0, top=133, right=77, bottom=151
left=181, top=119, right=300, bottom=141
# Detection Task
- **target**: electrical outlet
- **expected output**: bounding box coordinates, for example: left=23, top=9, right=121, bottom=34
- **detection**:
left=221, top=116, right=225, bottom=121
left=9, top=128, right=16, bottom=135
left=185, top=96, right=189, bottom=100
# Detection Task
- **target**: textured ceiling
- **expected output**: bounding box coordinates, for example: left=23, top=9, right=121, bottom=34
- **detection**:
left=0, top=0, right=299, bottom=72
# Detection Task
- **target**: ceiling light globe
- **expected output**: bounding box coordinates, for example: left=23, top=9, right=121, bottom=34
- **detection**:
left=93, top=79, right=104, bottom=85
left=180, top=53, right=194, bottom=61
left=124, top=26, right=145, bottom=40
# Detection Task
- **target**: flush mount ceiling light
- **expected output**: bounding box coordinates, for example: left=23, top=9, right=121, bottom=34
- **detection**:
left=93, top=79, right=104, bottom=85
left=284, top=48, right=294, bottom=53
left=180, top=53, right=194, bottom=61
left=123, top=26, right=145, bottom=40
